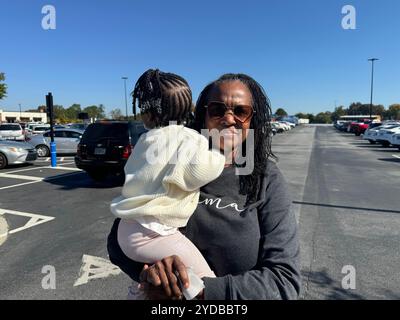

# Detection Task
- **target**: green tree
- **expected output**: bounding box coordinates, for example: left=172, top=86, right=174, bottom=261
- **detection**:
left=110, top=108, right=124, bottom=120
left=387, top=104, right=400, bottom=120
left=65, top=104, right=82, bottom=121
left=83, top=105, right=105, bottom=119
left=295, top=112, right=308, bottom=119
left=0, top=73, right=7, bottom=100
left=53, top=105, right=67, bottom=123
left=348, top=102, right=385, bottom=117
left=314, top=112, right=332, bottom=124
left=275, top=108, right=288, bottom=117
left=331, top=106, right=347, bottom=122
left=306, top=113, right=315, bottom=123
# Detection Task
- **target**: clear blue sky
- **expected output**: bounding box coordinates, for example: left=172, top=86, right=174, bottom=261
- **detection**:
left=1, top=0, right=399, bottom=116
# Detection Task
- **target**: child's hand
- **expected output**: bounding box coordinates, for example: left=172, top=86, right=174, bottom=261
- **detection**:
left=139, top=256, right=190, bottom=299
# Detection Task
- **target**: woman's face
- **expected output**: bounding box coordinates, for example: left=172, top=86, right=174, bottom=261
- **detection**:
left=204, top=80, right=253, bottom=153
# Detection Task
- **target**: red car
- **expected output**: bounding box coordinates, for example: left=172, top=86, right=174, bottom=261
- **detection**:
left=351, top=119, right=374, bottom=136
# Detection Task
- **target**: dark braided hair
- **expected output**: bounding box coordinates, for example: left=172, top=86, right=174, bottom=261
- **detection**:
left=193, top=73, right=276, bottom=205
left=132, top=69, right=193, bottom=127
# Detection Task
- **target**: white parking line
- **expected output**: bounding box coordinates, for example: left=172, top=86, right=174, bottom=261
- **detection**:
left=0, top=173, right=43, bottom=181
left=38, top=157, right=74, bottom=162
left=47, top=166, right=82, bottom=172
left=56, top=162, right=75, bottom=166
left=0, top=208, right=55, bottom=235
left=0, top=180, right=42, bottom=191
left=4, top=166, right=50, bottom=174
left=0, top=171, right=82, bottom=191
left=392, top=155, right=400, bottom=159
left=74, top=254, right=121, bottom=287
left=0, top=215, right=8, bottom=246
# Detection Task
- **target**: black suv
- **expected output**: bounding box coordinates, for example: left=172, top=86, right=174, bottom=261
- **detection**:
left=75, top=121, right=147, bottom=181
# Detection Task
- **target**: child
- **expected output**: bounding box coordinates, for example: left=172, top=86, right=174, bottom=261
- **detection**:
left=110, top=69, right=225, bottom=300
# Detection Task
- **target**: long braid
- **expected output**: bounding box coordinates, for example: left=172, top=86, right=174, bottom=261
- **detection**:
left=193, top=73, right=276, bottom=205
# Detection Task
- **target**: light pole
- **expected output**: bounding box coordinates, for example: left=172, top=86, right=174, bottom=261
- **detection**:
left=368, top=58, right=379, bottom=120
left=19, top=103, right=22, bottom=121
left=122, top=77, right=128, bottom=119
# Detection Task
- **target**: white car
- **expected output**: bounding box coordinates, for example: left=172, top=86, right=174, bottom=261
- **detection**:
left=277, top=121, right=291, bottom=131
left=0, top=123, right=25, bottom=141
left=272, top=122, right=288, bottom=132
left=282, top=121, right=296, bottom=129
left=390, top=134, right=400, bottom=150
left=25, top=124, right=50, bottom=137
left=363, top=124, right=399, bottom=144
left=376, top=126, right=400, bottom=146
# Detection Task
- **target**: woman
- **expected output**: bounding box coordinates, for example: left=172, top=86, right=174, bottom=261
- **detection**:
left=107, top=73, right=301, bottom=300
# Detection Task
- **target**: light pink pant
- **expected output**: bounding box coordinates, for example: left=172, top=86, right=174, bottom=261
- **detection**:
left=117, top=219, right=215, bottom=278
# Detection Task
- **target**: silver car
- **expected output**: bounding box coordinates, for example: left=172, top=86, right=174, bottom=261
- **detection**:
left=28, top=129, right=84, bottom=157
left=0, top=139, right=38, bottom=169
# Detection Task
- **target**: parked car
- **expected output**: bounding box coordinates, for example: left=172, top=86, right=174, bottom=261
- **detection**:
left=376, top=126, right=400, bottom=147
left=28, top=128, right=84, bottom=157
left=25, top=124, right=50, bottom=136
left=271, top=122, right=284, bottom=133
left=75, top=121, right=147, bottom=181
left=0, top=138, right=37, bottom=169
left=336, top=121, right=352, bottom=132
left=281, top=121, right=295, bottom=129
left=69, top=123, right=89, bottom=131
left=363, top=123, right=400, bottom=144
left=390, top=133, right=400, bottom=150
left=278, top=121, right=291, bottom=130
left=0, top=123, right=25, bottom=141
left=351, top=120, right=375, bottom=136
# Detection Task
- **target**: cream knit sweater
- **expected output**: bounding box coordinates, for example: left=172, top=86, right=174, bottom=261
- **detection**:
left=110, top=125, right=225, bottom=229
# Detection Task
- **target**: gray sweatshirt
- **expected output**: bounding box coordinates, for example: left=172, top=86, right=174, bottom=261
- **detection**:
left=107, top=160, right=301, bottom=300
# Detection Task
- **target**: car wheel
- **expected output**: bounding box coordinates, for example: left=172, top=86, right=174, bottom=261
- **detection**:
left=36, top=145, right=50, bottom=157
left=86, top=170, right=107, bottom=181
left=0, top=153, right=7, bottom=169
left=368, top=140, right=376, bottom=144
left=381, top=141, right=390, bottom=147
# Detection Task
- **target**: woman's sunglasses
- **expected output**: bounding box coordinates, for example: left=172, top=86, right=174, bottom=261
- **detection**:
left=205, top=101, right=255, bottom=123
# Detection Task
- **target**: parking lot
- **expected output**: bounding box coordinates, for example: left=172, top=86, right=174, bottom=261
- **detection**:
left=0, top=124, right=399, bottom=299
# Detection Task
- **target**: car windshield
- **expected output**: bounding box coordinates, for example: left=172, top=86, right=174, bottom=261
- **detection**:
left=82, top=123, right=129, bottom=141
left=0, top=125, right=21, bottom=130
left=34, top=127, right=49, bottom=131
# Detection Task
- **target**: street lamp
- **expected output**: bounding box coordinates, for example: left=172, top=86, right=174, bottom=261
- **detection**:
left=368, top=58, right=379, bottom=120
left=122, top=77, right=128, bottom=119
left=19, top=103, right=22, bottom=121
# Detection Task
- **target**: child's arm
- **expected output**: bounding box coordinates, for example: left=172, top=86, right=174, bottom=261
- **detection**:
left=163, top=133, right=225, bottom=192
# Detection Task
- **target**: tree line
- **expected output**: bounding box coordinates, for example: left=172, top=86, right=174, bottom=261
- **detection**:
left=276, top=103, right=400, bottom=124
left=24, top=104, right=111, bottom=123
left=2, top=72, right=399, bottom=124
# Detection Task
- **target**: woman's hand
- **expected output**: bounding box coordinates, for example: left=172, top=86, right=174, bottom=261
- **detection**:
left=139, top=255, right=190, bottom=299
